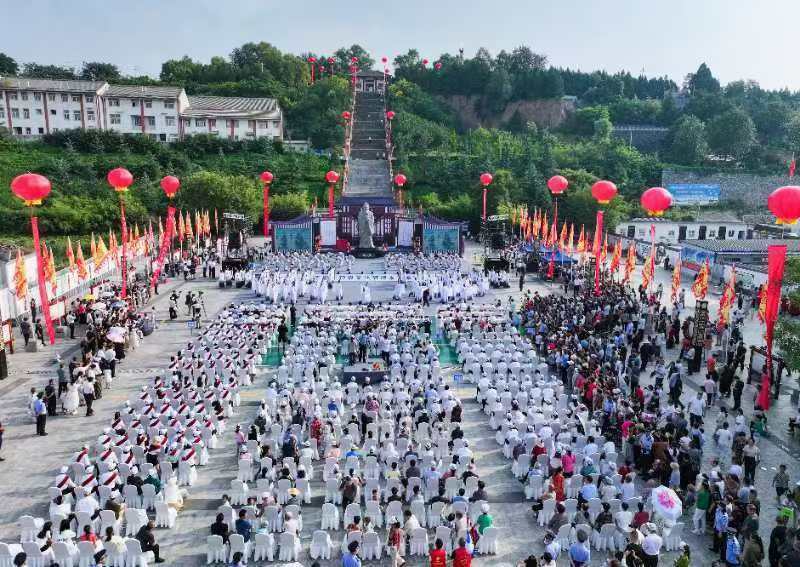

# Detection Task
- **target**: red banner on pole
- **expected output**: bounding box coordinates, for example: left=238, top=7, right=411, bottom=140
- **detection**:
left=594, top=210, right=604, bottom=295
left=482, top=187, right=487, bottom=221
left=263, top=184, right=270, bottom=237
left=758, top=244, right=787, bottom=410
left=119, top=200, right=128, bottom=299
left=31, top=216, right=55, bottom=344
left=328, top=184, right=335, bottom=218
left=150, top=205, right=176, bottom=288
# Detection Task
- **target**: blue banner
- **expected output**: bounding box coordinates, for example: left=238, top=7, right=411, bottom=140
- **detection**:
left=423, top=227, right=459, bottom=252
left=680, top=244, right=716, bottom=271
left=666, top=183, right=721, bottom=204
left=274, top=226, right=313, bottom=251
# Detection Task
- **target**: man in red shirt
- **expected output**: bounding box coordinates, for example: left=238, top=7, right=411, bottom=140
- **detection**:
left=452, top=537, right=472, bottom=567
left=430, top=537, right=447, bottom=567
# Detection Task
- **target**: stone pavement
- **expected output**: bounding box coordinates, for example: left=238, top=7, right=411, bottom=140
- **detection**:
left=0, top=241, right=797, bottom=566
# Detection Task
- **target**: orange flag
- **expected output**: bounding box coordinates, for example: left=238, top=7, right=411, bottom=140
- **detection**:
left=541, top=212, right=548, bottom=242
left=623, top=243, right=636, bottom=284
left=13, top=249, right=28, bottom=298
left=558, top=222, right=568, bottom=250
left=671, top=259, right=682, bottom=302
left=692, top=259, right=710, bottom=299
left=178, top=211, right=185, bottom=242
left=185, top=211, right=194, bottom=240
left=66, top=236, right=76, bottom=273
left=75, top=241, right=88, bottom=280
left=95, top=235, right=109, bottom=270
left=609, top=240, right=622, bottom=273
left=567, top=224, right=575, bottom=255
left=45, top=243, right=57, bottom=296
left=90, top=232, right=97, bottom=261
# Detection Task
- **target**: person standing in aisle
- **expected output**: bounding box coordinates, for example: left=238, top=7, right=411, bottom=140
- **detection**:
left=33, top=392, right=47, bottom=436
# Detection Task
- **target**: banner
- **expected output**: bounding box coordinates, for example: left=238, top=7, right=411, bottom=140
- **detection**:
left=594, top=211, right=603, bottom=295
left=150, top=205, right=176, bottom=288
left=758, top=245, right=787, bottom=410
left=423, top=227, right=459, bottom=253
left=336, top=273, right=400, bottom=282
left=274, top=226, right=313, bottom=251
left=31, top=216, right=55, bottom=345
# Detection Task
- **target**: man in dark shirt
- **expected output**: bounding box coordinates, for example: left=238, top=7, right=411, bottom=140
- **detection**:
left=210, top=513, right=230, bottom=544
left=136, top=520, right=164, bottom=563
left=405, top=460, right=420, bottom=480
left=234, top=509, right=252, bottom=543
left=469, top=480, right=489, bottom=503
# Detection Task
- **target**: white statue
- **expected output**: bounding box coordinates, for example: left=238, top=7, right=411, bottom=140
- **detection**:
left=357, top=202, right=375, bottom=249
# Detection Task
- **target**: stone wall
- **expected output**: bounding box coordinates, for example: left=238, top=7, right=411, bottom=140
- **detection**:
left=661, top=169, right=793, bottom=206
left=440, top=95, right=574, bottom=130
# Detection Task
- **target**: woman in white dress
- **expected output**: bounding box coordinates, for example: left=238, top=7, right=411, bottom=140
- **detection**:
left=63, top=379, right=80, bottom=415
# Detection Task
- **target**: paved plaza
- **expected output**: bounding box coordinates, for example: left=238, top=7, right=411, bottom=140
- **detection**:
left=0, top=241, right=797, bottom=566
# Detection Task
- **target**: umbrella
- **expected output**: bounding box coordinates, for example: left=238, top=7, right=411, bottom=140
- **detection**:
left=83, top=293, right=95, bottom=301
left=106, top=332, right=125, bottom=344
left=650, top=485, right=682, bottom=522
left=112, top=301, right=127, bottom=309
left=91, top=302, right=107, bottom=311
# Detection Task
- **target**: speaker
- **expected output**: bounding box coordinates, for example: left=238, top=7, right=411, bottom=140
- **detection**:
left=228, top=231, right=242, bottom=249
left=490, top=233, right=506, bottom=249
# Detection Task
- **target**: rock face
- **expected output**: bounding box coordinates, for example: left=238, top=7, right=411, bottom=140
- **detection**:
left=440, top=95, right=576, bottom=130
left=347, top=91, right=392, bottom=198
left=661, top=169, right=795, bottom=207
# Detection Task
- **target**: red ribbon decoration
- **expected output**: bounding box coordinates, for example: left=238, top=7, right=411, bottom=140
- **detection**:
left=150, top=205, right=176, bottom=288
left=328, top=184, right=335, bottom=218
left=594, top=210, right=604, bottom=296
left=119, top=200, right=128, bottom=299
left=263, top=184, right=270, bottom=237
left=31, top=216, right=55, bottom=344
left=757, top=244, right=787, bottom=410
left=482, top=187, right=487, bottom=221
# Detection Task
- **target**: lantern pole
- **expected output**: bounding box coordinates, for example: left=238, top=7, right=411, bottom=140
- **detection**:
left=118, top=194, right=128, bottom=299
left=30, top=211, right=55, bottom=345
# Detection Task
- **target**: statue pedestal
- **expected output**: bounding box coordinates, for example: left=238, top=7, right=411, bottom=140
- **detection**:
left=352, top=247, right=386, bottom=259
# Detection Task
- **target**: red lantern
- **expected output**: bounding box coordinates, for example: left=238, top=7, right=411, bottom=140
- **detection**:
left=480, top=172, right=494, bottom=187
left=341, top=110, right=351, bottom=121
left=422, top=58, right=429, bottom=66
left=325, top=170, right=340, bottom=184
left=107, top=167, right=133, bottom=192
left=160, top=175, right=180, bottom=199
left=394, top=174, right=407, bottom=187
left=351, top=56, right=358, bottom=63
left=640, top=187, right=673, bottom=216
left=434, top=62, right=442, bottom=70
left=768, top=185, right=800, bottom=225
left=307, top=56, right=316, bottom=63
left=386, top=110, right=395, bottom=121
left=547, top=175, right=568, bottom=195
left=260, top=171, right=274, bottom=184
left=10, top=173, right=51, bottom=206
left=381, top=56, right=388, bottom=64
left=327, top=57, right=334, bottom=64
left=591, top=180, right=618, bottom=205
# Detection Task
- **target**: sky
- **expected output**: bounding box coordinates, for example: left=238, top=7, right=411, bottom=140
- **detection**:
left=4, top=0, right=797, bottom=90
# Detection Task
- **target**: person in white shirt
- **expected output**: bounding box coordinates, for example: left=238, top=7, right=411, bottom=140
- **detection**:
left=641, top=525, right=663, bottom=563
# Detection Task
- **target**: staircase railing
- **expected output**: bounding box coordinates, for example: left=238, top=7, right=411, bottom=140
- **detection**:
left=341, top=84, right=356, bottom=195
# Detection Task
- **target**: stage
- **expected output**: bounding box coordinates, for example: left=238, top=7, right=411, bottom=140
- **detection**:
left=342, top=359, right=389, bottom=385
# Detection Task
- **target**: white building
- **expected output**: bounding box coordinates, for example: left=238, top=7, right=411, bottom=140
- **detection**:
left=98, top=85, right=187, bottom=142
left=181, top=95, right=283, bottom=141
left=616, top=214, right=752, bottom=245
left=0, top=77, right=106, bottom=137
left=0, top=77, right=283, bottom=142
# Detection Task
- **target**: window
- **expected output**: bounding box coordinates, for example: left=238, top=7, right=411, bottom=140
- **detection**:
left=195, top=118, right=206, bottom=127
left=63, top=110, right=70, bottom=120
left=11, top=108, right=19, bottom=118
left=0, top=109, right=4, bottom=118
left=35, top=108, right=42, bottom=115
left=87, top=111, right=95, bottom=121
left=25, top=127, right=31, bottom=135
left=164, top=101, right=174, bottom=109
left=247, top=120, right=256, bottom=130
left=258, top=120, right=268, bottom=129
left=728, top=230, right=734, bottom=237
left=9, top=93, right=17, bottom=100
left=21, top=93, right=29, bottom=101
left=61, top=94, right=68, bottom=102
left=50, top=109, right=56, bottom=116
left=688, top=230, right=696, bottom=237
left=159, top=133, right=166, bottom=142
left=146, top=116, right=155, bottom=127
left=48, top=94, right=55, bottom=102
left=85, top=95, right=94, bottom=103
left=738, top=231, right=744, bottom=239
left=110, top=114, right=121, bottom=125
left=108, top=98, right=120, bottom=107
left=34, top=93, right=41, bottom=101
left=208, top=119, right=216, bottom=128
left=131, top=100, right=138, bottom=107
left=637, top=228, right=645, bottom=236
left=13, top=127, right=21, bottom=135
left=131, top=115, right=141, bottom=127
left=226, top=119, right=238, bottom=129
left=23, top=109, right=30, bottom=119
left=165, top=116, right=175, bottom=127
left=144, top=100, right=152, bottom=108
left=273, top=120, right=280, bottom=129
left=72, top=95, right=80, bottom=103
left=73, top=111, right=81, bottom=121
left=38, top=127, right=44, bottom=134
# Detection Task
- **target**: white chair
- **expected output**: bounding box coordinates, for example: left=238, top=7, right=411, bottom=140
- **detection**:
left=324, top=478, right=341, bottom=504
left=124, top=508, right=147, bottom=537
left=344, top=502, right=362, bottom=527
left=435, top=525, right=454, bottom=553
left=557, top=523, right=572, bottom=550
left=296, top=477, right=312, bottom=504
left=77, top=540, right=98, bottom=567
left=385, top=501, right=403, bottom=524
left=365, top=500, right=383, bottom=528
left=538, top=498, right=556, bottom=527
left=125, top=539, right=154, bottom=567
left=664, top=522, right=684, bottom=551
left=594, top=523, right=617, bottom=552
left=526, top=475, right=544, bottom=500
left=278, top=532, right=300, bottom=561
left=263, top=505, right=281, bottom=533
left=362, top=531, right=382, bottom=560
left=428, top=501, right=445, bottom=528
left=123, top=484, right=142, bottom=509
left=228, top=534, right=248, bottom=563
left=141, top=484, right=158, bottom=510
left=21, top=542, right=47, bottom=567
left=206, top=535, right=226, bottom=564
left=477, top=526, right=499, bottom=554
left=155, top=501, right=177, bottom=528
left=252, top=532, right=275, bottom=562
left=229, top=479, right=249, bottom=506
left=411, top=500, right=427, bottom=528
left=276, top=478, right=292, bottom=505
left=99, top=509, right=121, bottom=535
left=19, top=515, right=44, bottom=542
left=104, top=541, right=127, bottom=567
left=321, top=502, right=339, bottom=530
left=409, top=527, right=429, bottom=556
left=53, top=541, right=78, bottom=567
left=309, top=530, right=332, bottom=560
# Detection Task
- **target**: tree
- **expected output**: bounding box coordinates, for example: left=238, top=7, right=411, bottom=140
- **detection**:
left=0, top=52, right=18, bottom=75
left=707, top=107, right=756, bottom=160
left=269, top=192, right=309, bottom=220
left=176, top=171, right=261, bottom=220
left=483, top=68, right=512, bottom=114
left=775, top=258, right=800, bottom=374
left=593, top=117, right=612, bottom=141
left=667, top=115, right=708, bottom=165
left=786, top=112, right=800, bottom=152
left=686, top=63, right=720, bottom=95
left=21, top=62, right=75, bottom=79
left=569, top=106, right=611, bottom=136
left=80, top=62, right=120, bottom=81
left=333, top=45, right=375, bottom=72
left=160, top=55, right=203, bottom=84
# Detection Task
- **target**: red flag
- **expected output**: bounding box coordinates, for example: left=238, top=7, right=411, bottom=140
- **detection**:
left=547, top=250, right=555, bottom=279
left=759, top=245, right=788, bottom=410
left=790, top=153, right=796, bottom=178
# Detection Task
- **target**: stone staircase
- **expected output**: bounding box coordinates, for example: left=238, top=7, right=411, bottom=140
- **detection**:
left=344, top=91, right=392, bottom=198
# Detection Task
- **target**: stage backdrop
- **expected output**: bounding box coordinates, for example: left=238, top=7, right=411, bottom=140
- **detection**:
left=423, top=226, right=459, bottom=252
left=274, top=226, right=312, bottom=251
left=320, top=219, right=337, bottom=246
left=398, top=220, right=414, bottom=247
